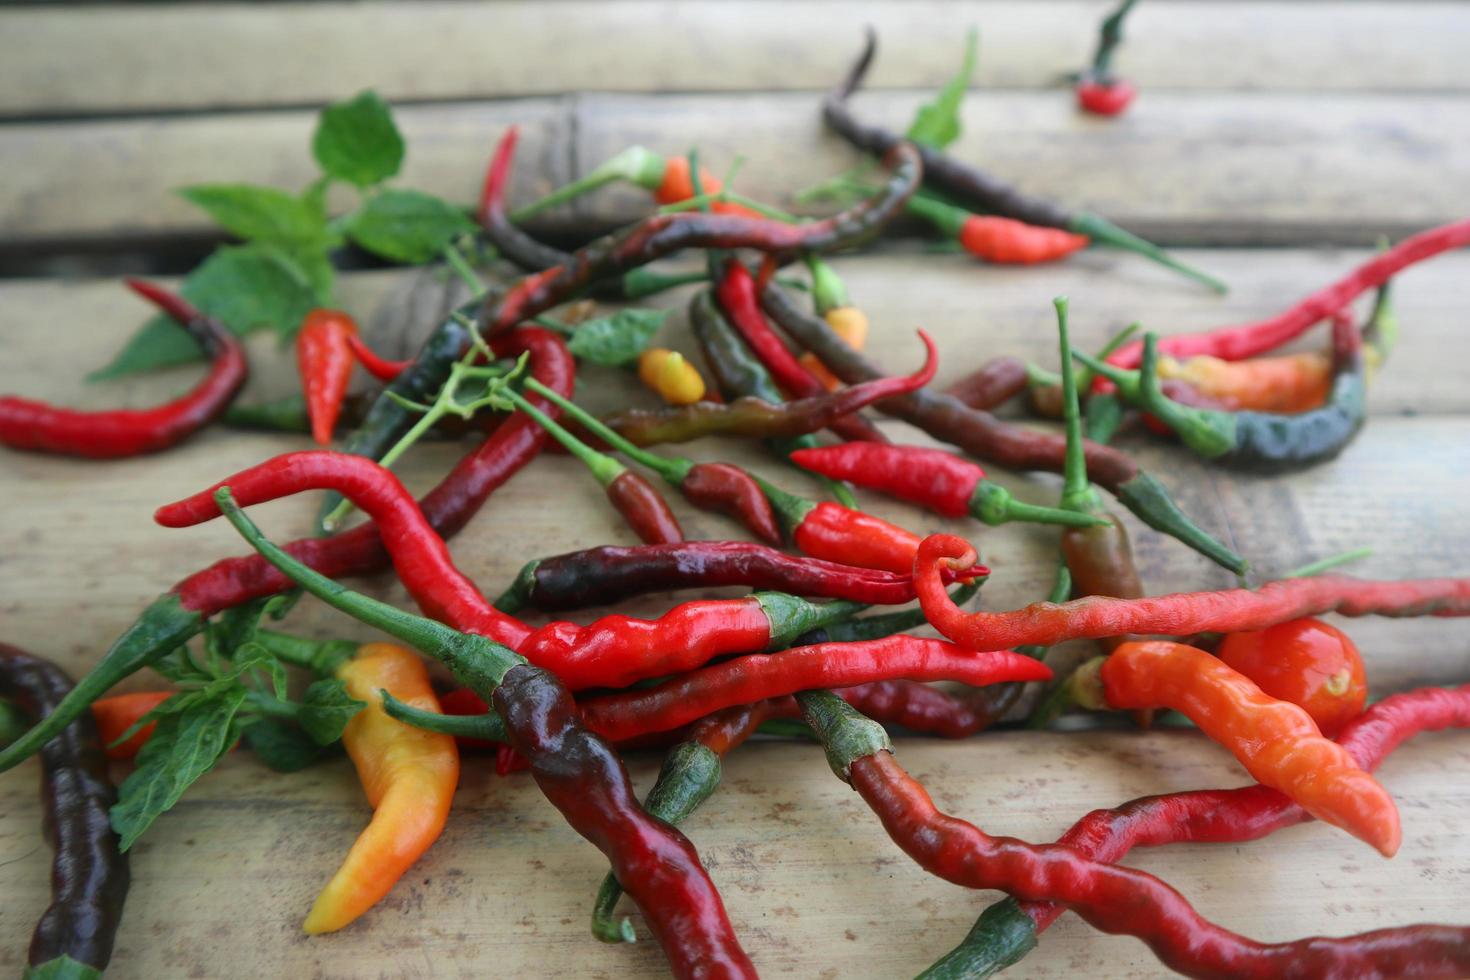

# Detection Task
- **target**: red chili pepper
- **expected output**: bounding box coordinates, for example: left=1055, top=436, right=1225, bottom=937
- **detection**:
left=1075, top=78, right=1136, bottom=116
left=714, top=258, right=886, bottom=444
left=1108, top=217, right=1470, bottom=368
left=789, top=443, right=1106, bottom=529
left=1099, top=640, right=1400, bottom=855
left=678, top=463, right=782, bottom=545
left=604, top=470, right=684, bottom=544
left=0, top=328, right=574, bottom=774
left=1218, top=618, right=1367, bottom=737
left=345, top=333, right=409, bottom=382
left=796, top=691, right=1470, bottom=980
left=789, top=501, right=921, bottom=575
left=652, top=155, right=758, bottom=217
left=577, top=637, right=1050, bottom=743
left=908, top=195, right=1090, bottom=265
left=295, top=309, right=360, bottom=445
left=90, top=690, right=172, bottom=759
left=0, top=280, right=247, bottom=458
left=915, top=532, right=1470, bottom=650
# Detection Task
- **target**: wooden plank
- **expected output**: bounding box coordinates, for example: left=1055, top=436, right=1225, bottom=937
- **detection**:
left=4, top=91, right=1467, bottom=250
left=2, top=730, right=1467, bottom=978
left=3, top=2, right=1468, bottom=116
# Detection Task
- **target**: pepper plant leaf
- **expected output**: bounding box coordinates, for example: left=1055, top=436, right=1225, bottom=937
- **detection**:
left=347, top=188, right=477, bottom=263
left=905, top=29, right=978, bottom=151
left=312, top=90, right=405, bottom=188
left=110, top=686, right=249, bottom=850
left=299, top=678, right=366, bottom=745
left=243, top=718, right=336, bottom=772
left=178, top=183, right=329, bottom=247
left=567, top=308, right=669, bottom=366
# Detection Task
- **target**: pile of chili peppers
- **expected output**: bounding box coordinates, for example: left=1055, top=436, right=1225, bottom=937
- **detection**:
left=5, top=35, right=1470, bottom=980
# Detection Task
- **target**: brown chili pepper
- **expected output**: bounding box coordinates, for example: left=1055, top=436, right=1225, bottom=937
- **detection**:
left=943, top=356, right=1029, bottom=411
left=0, top=643, right=129, bottom=979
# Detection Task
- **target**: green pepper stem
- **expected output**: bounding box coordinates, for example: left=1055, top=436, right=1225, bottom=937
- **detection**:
left=804, top=255, right=849, bottom=315
left=213, top=487, right=524, bottom=689
left=915, top=896, right=1039, bottom=979
left=968, top=480, right=1109, bottom=529
left=442, top=242, right=486, bottom=294
left=255, top=630, right=354, bottom=676
left=509, top=145, right=666, bottom=223
left=1282, top=547, right=1374, bottom=580
left=493, top=559, right=540, bottom=614
left=504, top=387, right=626, bottom=488
left=751, top=474, right=818, bottom=542
left=796, top=690, right=890, bottom=782
left=757, top=592, right=869, bottom=650
left=1091, top=0, right=1139, bottom=77
left=1113, top=471, right=1248, bottom=576
left=905, top=193, right=969, bottom=239
left=1070, top=212, right=1227, bottom=294
left=381, top=691, right=508, bottom=742
left=524, top=377, right=691, bottom=485
left=1054, top=296, right=1094, bottom=513
left=620, top=268, right=709, bottom=300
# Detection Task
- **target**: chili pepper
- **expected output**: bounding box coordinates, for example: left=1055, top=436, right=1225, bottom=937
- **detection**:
left=295, top=308, right=361, bottom=445
left=496, top=542, right=931, bottom=612
left=0, top=328, right=572, bottom=774
left=715, top=258, right=887, bottom=443
left=1082, top=320, right=1367, bottom=472
left=1111, top=219, right=1470, bottom=370
left=525, top=337, right=936, bottom=542
left=592, top=701, right=776, bottom=943
left=299, top=642, right=459, bottom=934
left=346, top=332, right=409, bottom=382
left=157, top=451, right=867, bottom=693
left=1157, top=349, right=1333, bottom=413
left=576, top=636, right=1051, bottom=743
left=763, top=283, right=1248, bottom=575
left=931, top=684, right=1470, bottom=979
left=943, top=356, right=1029, bottom=411
left=916, top=532, right=1470, bottom=651
left=689, top=288, right=858, bottom=508
left=1074, top=0, right=1139, bottom=116
left=795, top=257, right=869, bottom=389
left=825, top=30, right=1225, bottom=292
left=789, top=443, right=1106, bottom=530
left=502, top=385, right=685, bottom=544
left=91, top=690, right=172, bottom=760
left=637, top=348, right=708, bottom=405
left=1094, top=640, right=1400, bottom=854
left=213, top=489, right=757, bottom=980
left=908, top=194, right=1090, bottom=264
left=0, top=279, right=247, bottom=458
left=601, top=331, right=936, bottom=446
left=478, top=128, right=713, bottom=299
left=0, top=643, right=129, bottom=980
left=801, top=691, right=1470, bottom=980
left=1218, top=618, right=1367, bottom=737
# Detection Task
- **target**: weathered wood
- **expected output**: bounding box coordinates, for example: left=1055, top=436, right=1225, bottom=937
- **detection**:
left=5, top=90, right=1467, bottom=251
left=3, top=1, right=1468, bottom=116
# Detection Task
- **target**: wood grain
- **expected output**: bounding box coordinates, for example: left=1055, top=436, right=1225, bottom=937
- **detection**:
left=5, top=91, right=1468, bottom=249
left=2, top=2, right=1467, bottom=116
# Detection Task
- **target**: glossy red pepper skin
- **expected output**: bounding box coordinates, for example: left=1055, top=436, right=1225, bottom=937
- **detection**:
left=578, top=638, right=1050, bottom=742
left=605, top=470, right=684, bottom=544
left=916, top=533, right=1470, bottom=651
left=1218, top=618, right=1368, bottom=737
left=345, top=332, right=409, bottom=382
left=295, top=309, right=360, bottom=445
left=793, top=501, right=927, bottom=575
left=1076, top=78, right=1137, bottom=116
left=959, top=215, right=1090, bottom=264
left=714, top=259, right=886, bottom=444
left=681, top=463, right=783, bottom=546
left=1109, top=217, right=1470, bottom=368
left=792, top=444, right=981, bottom=518
left=0, top=280, right=247, bottom=458
left=493, top=665, right=757, bottom=979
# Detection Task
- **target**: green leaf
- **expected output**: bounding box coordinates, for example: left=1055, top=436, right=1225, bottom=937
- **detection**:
left=905, top=28, right=978, bottom=151
left=346, top=189, right=476, bottom=264
left=152, top=646, right=213, bottom=685
left=91, top=244, right=320, bottom=379
left=110, top=687, right=248, bottom=850
left=299, top=679, right=366, bottom=745
left=312, top=91, right=405, bottom=188
left=566, top=308, right=669, bottom=366
left=243, top=719, right=335, bottom=772
left=178, top=183, right=328, bottom=246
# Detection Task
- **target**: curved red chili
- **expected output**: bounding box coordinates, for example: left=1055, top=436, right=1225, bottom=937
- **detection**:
left=0, top=279, right=247, bottom=458
left=346, top=332, right=409, bottom=382
left=676, top=463, right=783, bottom=545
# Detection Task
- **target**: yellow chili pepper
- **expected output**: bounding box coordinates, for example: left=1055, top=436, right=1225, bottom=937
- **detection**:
left=638, top=348, right=706, bottom=405
left=303, top=643, right=460, bottom=934
left=799, top=307, right=869, bottom=391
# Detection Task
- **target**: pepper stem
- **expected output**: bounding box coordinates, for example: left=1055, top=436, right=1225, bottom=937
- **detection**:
left=1069, top=212, right=1228, bottom=294
left=796, top=690, right=890, bottom=782
left=905, top=193, right=969, bottom=239
left=524, top=376, right=691, bottom=485
left=1090, top=0, right=1139, bottom=77
left=751, top=474, right=818, bottom=542
left=1074, top=339, right=1237, bottom=459
left=968, top=480, right=1109, bottom=529
left=620, top=267, right=710, bottom=300
left=509, top=145, right=666, bottom=223
left=213, top=487, right=524, bottom=691
left=756, top=592, right=869, bottom=650
left=1283, top=547, right=1374, bottom=580
left=493, top=559, right=541, bottom=614
left=1054, top=296, right=1096, bottom=514
left=804, top=255, right=849, bottom=315
left=503, top=387, right=627, bottom=488
left=255, top=630, right=354, bottom=676
left=381, top=691, right=508, bottom=742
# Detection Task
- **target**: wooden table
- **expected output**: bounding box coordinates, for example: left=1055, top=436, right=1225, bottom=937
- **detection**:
left=2, top=3, right=1469, bottom=977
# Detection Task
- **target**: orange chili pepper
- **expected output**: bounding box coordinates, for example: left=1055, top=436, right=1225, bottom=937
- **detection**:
left=638, top=348, right=707, bottom=405
left=91, top=690, right=172, bottom=759
left=798, top=307, right=869, bottom=390
left=1157, top=350, right=1332, bottom=413
left=653, top=156, right=757, bottom=217
left=295, top=309, right=361, bottom=445
left=1097, top=640, right=1400, bottom=856
left=303, top=642, right=460, bottom=934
